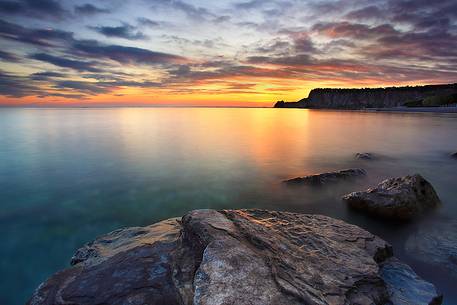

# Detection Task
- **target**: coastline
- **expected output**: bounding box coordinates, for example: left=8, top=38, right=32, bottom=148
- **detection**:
left=276, top=107, right=457, bottom=114
left=366, top=107, right=457, bottom=113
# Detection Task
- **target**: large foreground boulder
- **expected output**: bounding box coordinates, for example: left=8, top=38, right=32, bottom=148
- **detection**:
left=343, top=174, right=441, bottom=220
left=284, top=168, right=366, bottom=186
left=28, top=209, right=442, bottom=305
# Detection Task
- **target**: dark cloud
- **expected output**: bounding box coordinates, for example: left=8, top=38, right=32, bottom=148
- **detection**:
left=0, top=70, right=41, bottom=97
left=90, top=24, right=148, bottom=40
left=75, top=4, right=110, bottom=15
left=151, top=0, right=214, bottom=20
left=247, top=54, right=312, bottom=66
left=30, top=53, right=102, bottom=72
left=0, top=0, right=67, bottom=19
left=345, top=6, right=384, bottom=20
left=72, top=40, right=187, bottom=65
left=0, top=19, right=74, bottom=47
left=30, top=71, right=66, bottom=81
left=0, top=50, right=20, bottom=62
left=370, top=31, right=457, bottom=60
left=0, top=1, right=22, bottom=14
left=312, top=22, right=398, bottom=39
left=234, top=0, right=265, bottom=10
left=137, top=17, right=160, bottom=27
left=54, top=80, right=110, bottom=95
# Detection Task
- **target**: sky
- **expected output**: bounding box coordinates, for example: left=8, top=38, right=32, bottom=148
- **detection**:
left=0, top=0, right=456, bottom=106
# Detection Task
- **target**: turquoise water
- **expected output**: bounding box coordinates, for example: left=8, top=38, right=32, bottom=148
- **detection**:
left=1, top=108, right=456, bottom=305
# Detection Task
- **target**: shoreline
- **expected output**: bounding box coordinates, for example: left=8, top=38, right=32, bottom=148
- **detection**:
left=276, top=107, right=457, bottom=114
left=366, top=107, right=457, bottom=113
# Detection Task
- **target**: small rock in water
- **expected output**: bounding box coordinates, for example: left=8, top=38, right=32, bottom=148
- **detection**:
left=355, top=152, right=375, bottom=160
left=451, top=152, right=457, bottom=159
left=284, top=168, right=366, bottom=186
left=342, top=174, right=441, bottom=220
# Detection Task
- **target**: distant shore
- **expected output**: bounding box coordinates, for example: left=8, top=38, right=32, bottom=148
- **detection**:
left=365, top=107, right=457, bottom=113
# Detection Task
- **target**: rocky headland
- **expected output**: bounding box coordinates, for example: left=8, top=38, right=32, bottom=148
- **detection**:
left=28, top=209, right=442, bottom=305
left=274, top=83, right=457, bottom=109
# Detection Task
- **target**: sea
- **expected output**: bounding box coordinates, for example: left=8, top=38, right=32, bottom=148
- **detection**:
left=1, top=107, right=456, bottom=305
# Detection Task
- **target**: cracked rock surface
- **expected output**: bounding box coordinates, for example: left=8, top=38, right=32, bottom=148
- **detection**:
left=28, top=209, right=442, bottom=305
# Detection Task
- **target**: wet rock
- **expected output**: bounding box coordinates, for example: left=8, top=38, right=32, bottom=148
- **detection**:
left=451, top=152, right=457, bottom=159
left=28, top=218, right=183, bottom=305
left=380, top=258, right=443, bottom=305
left=356, top=152, right=375, bottom=160
left=28, top=209, right=442, bottom=305
left=284, top=168, right=366, bottom=186
left=343, top=174, right=441, bottom=220
left=405, top=220, right=457, bottom=279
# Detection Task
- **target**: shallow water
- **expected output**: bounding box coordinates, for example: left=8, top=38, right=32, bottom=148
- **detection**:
left=1, top=107, right=456, bottom=305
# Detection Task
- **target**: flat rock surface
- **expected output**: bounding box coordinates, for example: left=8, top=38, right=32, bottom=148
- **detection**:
left=343, top=174, right=441, bottom=220
left=284, top=168, right=366, bottom=186
left=28, top=209, right=442, bottom=305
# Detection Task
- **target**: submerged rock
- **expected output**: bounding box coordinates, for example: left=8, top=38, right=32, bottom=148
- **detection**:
left=284, top=168, right=366, bottom=186
left=28, top=209, right=442, bottom=305
left=380, top=258, right=443, bottom=305
left=342, top=174, right=441, bottom=220
left=355, top=152, right=375, bottom=160
left=405, top=220, right=457, bottom=279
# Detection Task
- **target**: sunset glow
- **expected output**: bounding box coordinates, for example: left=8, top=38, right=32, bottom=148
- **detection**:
left=1, top=0, right=456, bottom=106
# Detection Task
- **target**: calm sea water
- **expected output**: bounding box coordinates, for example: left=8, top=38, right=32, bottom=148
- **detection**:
left=1, top=108, right=456, bottom=305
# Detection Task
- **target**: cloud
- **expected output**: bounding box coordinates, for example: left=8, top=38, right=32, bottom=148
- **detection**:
left=246, top=54, right=312, bottom=66
left=1, top=0, right=457, bottom=102
left=345, top=6, right=384, bottom=20
left=54, top=80, right=110, bottom=95
left=162, top=35, right=228, bottom=49
left=30, top=53, right=102, bottom=72
left=369, top=31, right=457, bottom=60
left=0, top=1, right=22, bottom=14
left=0, top=19, right=74, bottom=47
left=137, top=17, right=160, bottom=27
left=72, top=40, right=187, bottom=65
left=0, top=50, right=20, bottom=62
left=0, top=0, right=67, bottom=19
left=234, top=0, right=265, bottom=10
left=89, top=24, right=148, bottom=40
left=75, top=4, right=110, bottom=15
left=150, top=0, right=214, bottom=21
left=312, top=22, right=398, bottom=39
left=0, top=70, right=41, bottom=97
left=30, top=71, right=66, bottom=81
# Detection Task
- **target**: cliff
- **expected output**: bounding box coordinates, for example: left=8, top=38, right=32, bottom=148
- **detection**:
left=274, top=83, right=457, bottom=109
left=28, top=209, right=442, bottom=305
